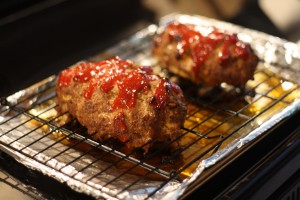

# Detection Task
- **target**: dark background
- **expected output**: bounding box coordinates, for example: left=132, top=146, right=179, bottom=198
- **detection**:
left=0, top=0, right=155, bottom=97
left=1, top=1, right=300, bottom=199
left=0, top=0, right=288, bottom=98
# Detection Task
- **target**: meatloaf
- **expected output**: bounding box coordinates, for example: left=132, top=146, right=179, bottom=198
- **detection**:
left=152, top=22, right=259, bottom=86
left=56, top=57, right=187, bottom=151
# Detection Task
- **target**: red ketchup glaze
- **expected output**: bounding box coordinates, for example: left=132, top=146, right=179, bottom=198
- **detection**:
left=111, top=70, right=150, bottom=110
left=113, top=112, right=130, bottom=142
left=150, top=78, right=179, bottom=110
left=58, top=57, right=181, bottom=143
left=166, top=22, right=251, bottom=80
left=58, top=57, right=175, bottom=111
left=57, top=68, right=76, bottom=88
left=150, top=79, right=169, bottom=110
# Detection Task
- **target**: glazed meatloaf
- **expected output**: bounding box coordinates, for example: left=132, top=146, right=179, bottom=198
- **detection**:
left=56, top=57, right=187, bottom=151
left=152, top=22, right=259, bottom=86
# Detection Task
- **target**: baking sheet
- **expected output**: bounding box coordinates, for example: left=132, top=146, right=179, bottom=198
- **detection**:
left=1, top=13, right=300, bottom=199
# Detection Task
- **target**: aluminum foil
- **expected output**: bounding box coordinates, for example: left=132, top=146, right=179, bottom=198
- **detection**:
left=1, top=14, right=300, bottom=200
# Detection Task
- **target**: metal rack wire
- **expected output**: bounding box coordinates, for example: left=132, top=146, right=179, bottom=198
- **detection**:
left=0, top=61, right=299, bottom=199
left=0, top=16, right=300, bottom=199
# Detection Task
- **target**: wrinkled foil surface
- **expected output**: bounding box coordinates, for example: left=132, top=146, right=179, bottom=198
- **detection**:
left=1, top=14, right=300, bottom=199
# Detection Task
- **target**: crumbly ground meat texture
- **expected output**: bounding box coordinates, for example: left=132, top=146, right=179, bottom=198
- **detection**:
left=152, top=23, right=259, bottom=86
left=56, top=58, right=187, bottom=151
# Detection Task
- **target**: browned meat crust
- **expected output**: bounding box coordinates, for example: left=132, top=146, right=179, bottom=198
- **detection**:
left=152, top=22, right=259, bottom=86
left=56, top=57, right=187, bottom=151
